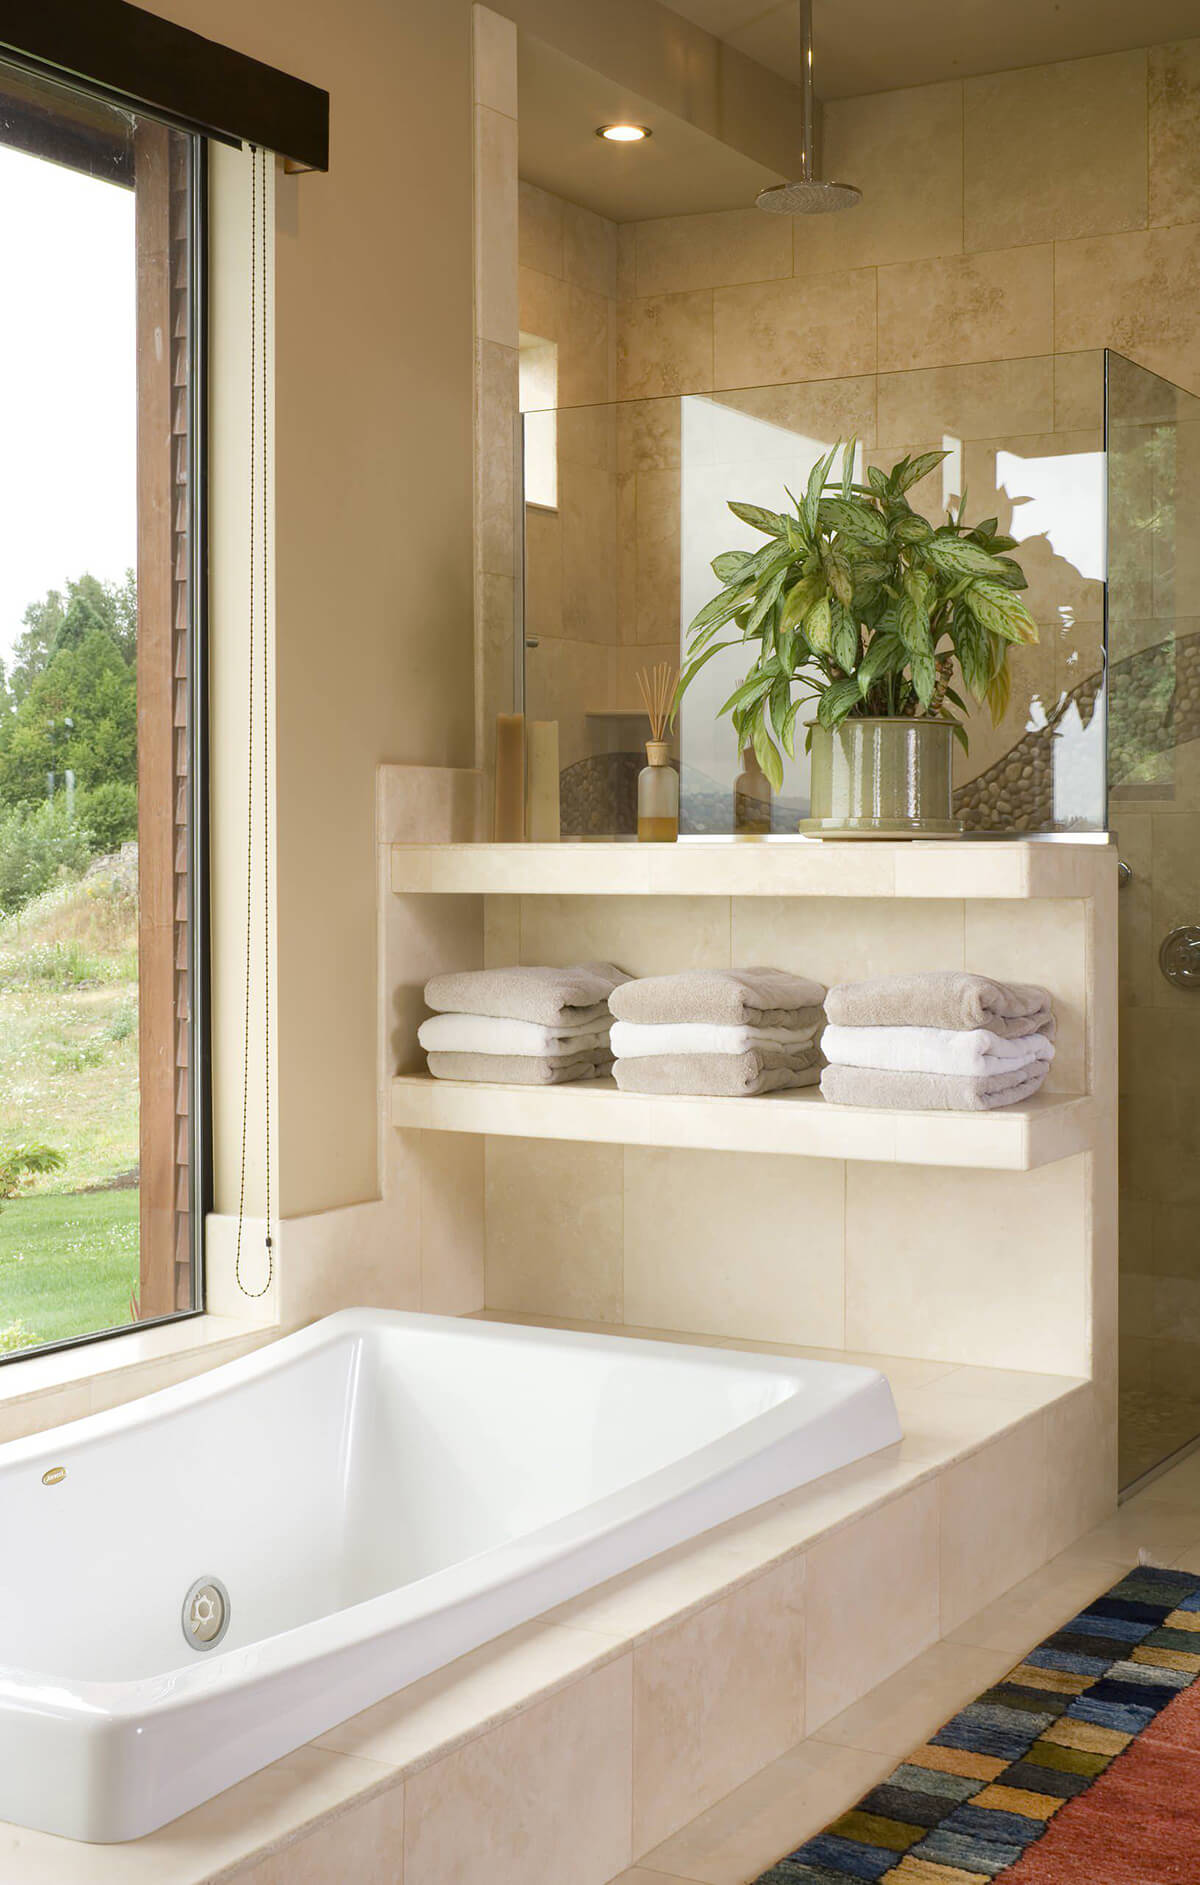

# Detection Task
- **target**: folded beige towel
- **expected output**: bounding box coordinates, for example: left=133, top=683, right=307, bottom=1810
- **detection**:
left=820, top=1061, right=1049, bottom=1111
left=610, top=969, right=826, bottom=1030
left=614, top=1045, right=822, bottom=1098
left=825, top=971, right=1054, bottom=1040
left=424, top=962, right=629, bottom=1029
left=427, top=1049, right=612, bottom=1086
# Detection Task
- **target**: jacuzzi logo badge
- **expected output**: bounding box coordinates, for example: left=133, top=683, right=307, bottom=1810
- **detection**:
left=41, top=1466, right=66, bottom=1486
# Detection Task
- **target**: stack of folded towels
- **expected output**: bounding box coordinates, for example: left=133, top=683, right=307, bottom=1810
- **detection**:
left=820, top=970, right=1055, bottom=1112
left=609, top=968, right=826, bottom=1098
left=419, top=961, right=630, bottom=1085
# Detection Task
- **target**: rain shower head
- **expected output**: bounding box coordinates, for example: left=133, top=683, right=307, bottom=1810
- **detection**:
left=757, top=0, right=860, bottom=215
left=757, top=178, right=861, bottom=215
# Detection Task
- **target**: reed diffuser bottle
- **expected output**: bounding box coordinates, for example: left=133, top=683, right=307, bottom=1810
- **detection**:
left=636, top=663, right=679, bottom=843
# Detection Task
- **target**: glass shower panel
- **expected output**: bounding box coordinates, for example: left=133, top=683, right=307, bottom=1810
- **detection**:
left=522, top=358, right=1109, bottom=838
left=1108, top=349, right=1200, bottom=1486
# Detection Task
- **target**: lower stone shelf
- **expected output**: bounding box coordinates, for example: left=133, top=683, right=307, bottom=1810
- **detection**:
left=390, top=1074, right=1098, bottom=1171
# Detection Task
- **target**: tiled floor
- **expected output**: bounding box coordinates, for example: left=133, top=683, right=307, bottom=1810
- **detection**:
left=609, top=1453, right=1200, bottom=1885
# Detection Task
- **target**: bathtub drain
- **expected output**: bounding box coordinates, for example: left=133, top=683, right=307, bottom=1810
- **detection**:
left=182, top=1575, right=231, bottom=1651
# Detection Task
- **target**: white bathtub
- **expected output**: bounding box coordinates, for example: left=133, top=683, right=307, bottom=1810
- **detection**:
left=0, top=1309, right=900, bottom=1842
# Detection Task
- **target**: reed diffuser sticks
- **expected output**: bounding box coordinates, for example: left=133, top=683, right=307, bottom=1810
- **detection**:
left=636, top=662, right=678, bottom=743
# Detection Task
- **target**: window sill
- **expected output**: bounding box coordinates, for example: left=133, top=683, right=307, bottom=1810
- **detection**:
left=0, top=1314, right=278, bottom=1444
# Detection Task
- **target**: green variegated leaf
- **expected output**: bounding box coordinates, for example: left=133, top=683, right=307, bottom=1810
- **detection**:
left=672, top=640, right=738, bottom=716
left=841, top=437, right=857, bottom=499
left=831, top=599, right=860, bottom=672
left=911, top=649, right=937, bottom=708
left=953, top=607, right=990, bottom=701
left=743, top=566, right=788, bottom=640
left=819, top=496, right=888, bottom=546
left=779, top=570, right=824, bottom=635
left=923, top=537, right=1007, bottom=580
left=894, top=513, right=933, bottom=544
left=966, top=579, right=1039, bottom=645
left=895, top=449, right=949, bottom=493
left=684, top=614, right=738, bottom=657
left=991, top=556, right=1028, bottom=591
left=685, top=581, right=752, bottom=640
left=803, top=445, right=838, bottom=537
left=856, top=631, right=904, bottom=695
left=985, top=648, right=1013, bottom=724
left=805, top=595, right=833, bottom=655
left=866, top=465, right=890, bottom=499
left=751, top=711, right=785, bottom=790
left=727, top=500, right=789, bottom=536
left=711, top=550, right=754, bottom=582
left=717, top=669, right=775, bottom=718
left=821, top=543, right=855, bottom=606
left=896, top=591, right=932, bottom=656
left=769, top=676, right=792, bottom=748
left=781, top=697, right=802, bottom=759
left=816, top=675, right=863, bottom=729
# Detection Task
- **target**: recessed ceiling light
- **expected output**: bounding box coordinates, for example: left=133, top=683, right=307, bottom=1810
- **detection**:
left=596, top=123, right=651, bottom=143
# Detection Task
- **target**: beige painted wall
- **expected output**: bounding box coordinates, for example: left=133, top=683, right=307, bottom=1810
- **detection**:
left=151, top=0, right=477, bottom=1220
left=141, top=0, right=797, bottom=1233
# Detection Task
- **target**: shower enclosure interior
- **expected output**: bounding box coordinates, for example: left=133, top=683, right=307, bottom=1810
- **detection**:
left=519, top=349, right=1200, bottom=1490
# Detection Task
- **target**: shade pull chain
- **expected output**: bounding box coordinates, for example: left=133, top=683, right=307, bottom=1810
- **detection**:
left=235, top=145, right=273, bottom=1299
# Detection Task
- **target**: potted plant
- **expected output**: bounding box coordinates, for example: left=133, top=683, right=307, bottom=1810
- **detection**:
left=674, top=441, right=1038, bottom=837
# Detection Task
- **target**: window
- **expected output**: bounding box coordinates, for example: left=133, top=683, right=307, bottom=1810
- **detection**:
left=519, top=332, right=558, bottom=510
left=0, top=60, right=206, bottom=1357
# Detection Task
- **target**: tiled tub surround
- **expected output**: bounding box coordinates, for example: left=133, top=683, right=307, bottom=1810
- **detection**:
left=0, top=800, right=1120, bottom=1874
left=374, top=810, right=1118, bottom=1881
left=0, top=1320, right=1106, bottom=1884
left=0, top=1312, right=899, bottom=1844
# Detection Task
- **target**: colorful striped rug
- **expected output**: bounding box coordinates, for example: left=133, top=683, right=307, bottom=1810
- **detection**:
left=755, top=1565, right=1200, bottom=1882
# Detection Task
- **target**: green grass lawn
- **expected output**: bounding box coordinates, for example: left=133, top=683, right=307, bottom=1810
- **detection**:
left=0, top=1188, right=139, bottom=1351
left=0, top=871, right=142, bottom=1353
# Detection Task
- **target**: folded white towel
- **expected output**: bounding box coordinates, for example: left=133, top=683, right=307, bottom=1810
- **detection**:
left=821, top=1023, right=1055, bottom=1077
left=418, top=1013, right=609, bottom=1056
left=610, top=1019, right=822, bottom=1060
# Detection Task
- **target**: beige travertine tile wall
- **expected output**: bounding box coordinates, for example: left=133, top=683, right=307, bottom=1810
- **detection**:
left=606, top=39, right=1200, bottom=796
left=519, top=183, right=677, bottom=771
left=484, top=1139, right=1094, bottom=1375
left=618, top=43, right=1200, bottom=393
left=475, top=17, right=521, bottom=799
left=483, top=889, right=1098, bottom=1375
left=520, top=182, right=620, bottom=770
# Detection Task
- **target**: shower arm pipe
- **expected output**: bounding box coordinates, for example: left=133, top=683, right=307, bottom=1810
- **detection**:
left=797, top=0, right=815, bottom=183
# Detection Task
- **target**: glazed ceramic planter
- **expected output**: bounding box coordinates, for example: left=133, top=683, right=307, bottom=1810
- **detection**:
left=800, top=717, right=962, bottom=838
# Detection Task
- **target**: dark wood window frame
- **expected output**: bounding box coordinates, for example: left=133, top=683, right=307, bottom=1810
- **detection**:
left=134, top=119, right=208, bottom=1322
left=0, top=64, right=209, bottom=1355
